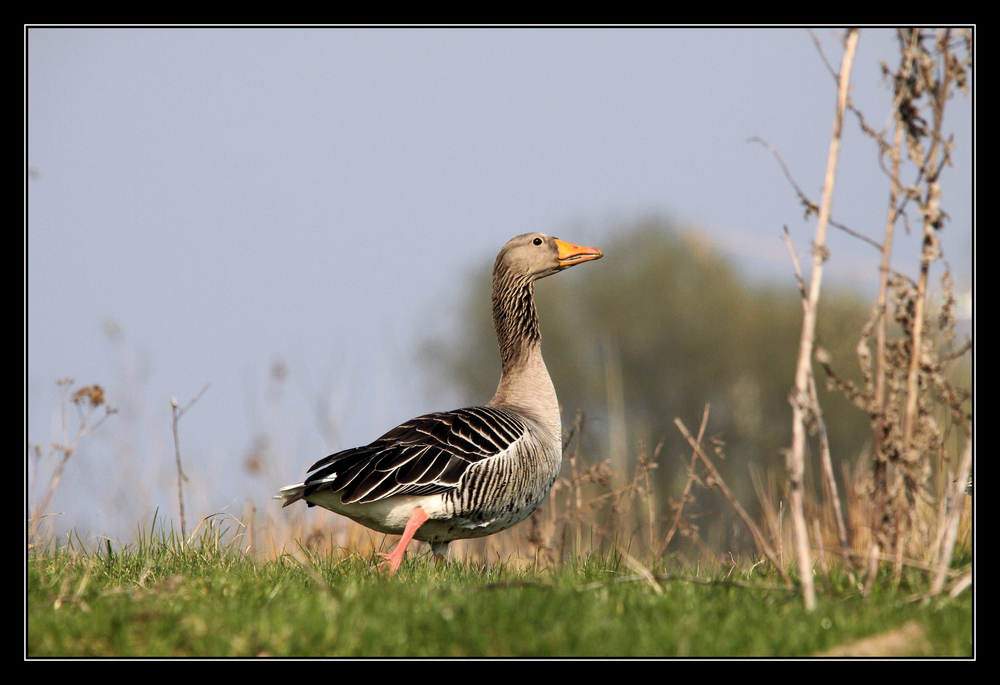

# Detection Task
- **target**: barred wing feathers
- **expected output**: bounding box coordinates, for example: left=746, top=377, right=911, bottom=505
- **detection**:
left=297, top=406, right=528, bottom=506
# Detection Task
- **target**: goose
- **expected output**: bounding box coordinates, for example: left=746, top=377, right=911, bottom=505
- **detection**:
left=277, top=233, right=602, bottom=572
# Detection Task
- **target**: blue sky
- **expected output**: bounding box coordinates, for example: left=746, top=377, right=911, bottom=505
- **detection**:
left=26, top=27, right=973, bottom=540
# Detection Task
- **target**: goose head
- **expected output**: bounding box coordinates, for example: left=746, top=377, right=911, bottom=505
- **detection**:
left=495, top=232, right=603, bottom=281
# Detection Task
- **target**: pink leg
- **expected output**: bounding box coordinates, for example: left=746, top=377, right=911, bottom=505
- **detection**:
left=377, top=507, right=430, bottom=574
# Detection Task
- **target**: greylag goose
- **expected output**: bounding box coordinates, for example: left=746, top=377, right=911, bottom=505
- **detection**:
left=277, top=233, right=602, bottom=572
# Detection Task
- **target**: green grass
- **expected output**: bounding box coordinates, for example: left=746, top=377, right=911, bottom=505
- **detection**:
left=27, top=525, right=972, bottom=658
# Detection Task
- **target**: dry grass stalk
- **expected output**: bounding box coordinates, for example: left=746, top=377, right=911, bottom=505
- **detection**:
left=29, top=379, right=117, bottom=540
left=658, top=403, right=710, bottom=557
left=785, top=28, right=859, bottom=611
left=782, top=230, right=851, bottom=564
left=674, top=416, right=792, bottom=587
left=170, top=382, right=210, bottom=544
left=931, top=435, right=972, bottom=594
left=810, top=372, right=850, bottom=559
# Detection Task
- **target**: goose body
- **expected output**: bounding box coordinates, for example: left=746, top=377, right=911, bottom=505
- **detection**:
left=277, top=233, right=602, bottom=571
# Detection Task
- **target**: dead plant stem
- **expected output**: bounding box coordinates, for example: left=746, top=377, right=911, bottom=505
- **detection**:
left=931, top=436, right=972, bottom=595
left=788, top=28, right=858, bottom=611
left=171, top=383, right=210, bottom=544
left=659, top=404, right=709, bottom=557
left=674, top=416, right=792, bottom=588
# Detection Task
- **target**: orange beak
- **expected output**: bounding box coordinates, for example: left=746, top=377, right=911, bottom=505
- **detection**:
left=555, top=239, right=603, bottom=267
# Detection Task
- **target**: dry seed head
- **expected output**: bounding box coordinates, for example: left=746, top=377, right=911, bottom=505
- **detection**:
left=71, top=384, right=104, bottom=407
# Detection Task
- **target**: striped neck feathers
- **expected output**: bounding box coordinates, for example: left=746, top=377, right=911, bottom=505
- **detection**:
left=491, top=262, right=541, bottom=373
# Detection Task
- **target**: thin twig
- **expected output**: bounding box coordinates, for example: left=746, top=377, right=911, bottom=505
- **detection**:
left=674, top=417, right=792, bottom=588
left=747, top=137, right=819, bottom=218
left=659, top=404, right=710, bottom=557
left=171, top=382, right=211, bottom=544
left=749, top=138, right=882, bottom=251
left=29, top=381, right=116, bottom=539
left=809, top=371, right=850, bottom=556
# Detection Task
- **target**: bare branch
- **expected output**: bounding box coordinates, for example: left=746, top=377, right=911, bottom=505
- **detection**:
left=747, top=136, right=819, bottom=218
left=786, top=28, right=860, bottom=611
left=751, top=139, right=882, bottom=251
left=674, top=416, right=793, bottom=588
left=171, top=382, right=211, bottom=544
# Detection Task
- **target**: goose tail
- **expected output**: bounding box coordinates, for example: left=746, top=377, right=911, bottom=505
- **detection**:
left=275, top=482, right=307, bottom=507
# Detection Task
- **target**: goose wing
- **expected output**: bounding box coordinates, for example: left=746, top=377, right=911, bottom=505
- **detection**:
left=299, top=406, right=527, bottom=505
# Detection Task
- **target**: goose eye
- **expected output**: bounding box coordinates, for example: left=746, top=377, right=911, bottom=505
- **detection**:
left=532, top=237, right=543, bottom=246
